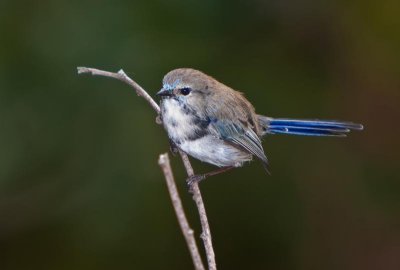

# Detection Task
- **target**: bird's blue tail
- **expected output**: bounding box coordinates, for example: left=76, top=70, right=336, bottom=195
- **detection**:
left=258, top=116, right=363, bottom=137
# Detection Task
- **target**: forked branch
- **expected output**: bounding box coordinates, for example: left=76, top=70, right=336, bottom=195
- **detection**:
left=77, top=67, right=216, bottom=270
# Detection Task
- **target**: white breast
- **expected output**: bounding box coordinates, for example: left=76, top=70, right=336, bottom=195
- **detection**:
left=161, top=98, right=196, bottom=143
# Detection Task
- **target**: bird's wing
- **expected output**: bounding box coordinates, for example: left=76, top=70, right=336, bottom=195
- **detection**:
left=202, top=88, right=268, bottom=168
left=210, top=119, right=268, bottom=167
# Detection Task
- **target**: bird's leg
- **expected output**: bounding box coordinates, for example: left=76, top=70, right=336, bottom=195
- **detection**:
left=187, top=166, right=234, bottom=191
left=169, top=139, right=179, bottom=156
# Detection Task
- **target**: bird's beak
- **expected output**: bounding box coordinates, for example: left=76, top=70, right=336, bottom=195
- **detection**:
left=156, top=88, right=173, bottom=97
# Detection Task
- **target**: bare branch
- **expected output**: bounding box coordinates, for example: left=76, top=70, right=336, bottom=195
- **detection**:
left=77, top=67, right=160, bottom=113
left=158, top=153, right=205, bottom=270
left=77, top=67, right=217, bottom=270
left=179, top=152, right=216, bottom=270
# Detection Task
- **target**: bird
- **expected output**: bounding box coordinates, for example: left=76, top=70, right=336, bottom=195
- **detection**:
left=156, top=68, right=363, bottom=185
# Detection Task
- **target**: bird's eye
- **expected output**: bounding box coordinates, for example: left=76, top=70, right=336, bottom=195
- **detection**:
left=180, top=87, right=192, bottom=96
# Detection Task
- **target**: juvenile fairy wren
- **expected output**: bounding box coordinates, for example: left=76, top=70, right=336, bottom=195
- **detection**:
left=156, top=68, right=363, bottom=184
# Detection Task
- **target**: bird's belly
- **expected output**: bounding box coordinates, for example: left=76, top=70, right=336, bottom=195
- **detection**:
left=179, top=135, right=252, bottom=167
left=161, top=99, right=251, bottom=167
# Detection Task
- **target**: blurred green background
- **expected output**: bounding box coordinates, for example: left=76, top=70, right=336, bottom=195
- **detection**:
left=1, top=0, right=399, bottom=269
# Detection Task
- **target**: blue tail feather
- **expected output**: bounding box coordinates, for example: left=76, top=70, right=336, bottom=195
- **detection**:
left=258, top=116, right=363, bottom=137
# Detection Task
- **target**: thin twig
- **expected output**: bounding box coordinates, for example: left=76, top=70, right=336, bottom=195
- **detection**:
left=77, top=67, right=160, bottom=113
left=77, top=67, right=217, bottom=270
left=158, top=153, right=205, bottom=270
left=180, top=153, right=216, bottom=270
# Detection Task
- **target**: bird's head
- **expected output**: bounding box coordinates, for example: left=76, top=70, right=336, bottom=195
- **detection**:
left=156, top=68, right=216, bottom=109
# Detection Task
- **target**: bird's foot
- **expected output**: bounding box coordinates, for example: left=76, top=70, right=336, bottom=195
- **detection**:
left=169, top=139, right=179, bottom=156
left=187, top=174, right=205, bottom=193
left=155, top=115, right=162, bottom=125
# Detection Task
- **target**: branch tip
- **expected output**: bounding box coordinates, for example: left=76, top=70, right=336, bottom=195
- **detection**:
left=77, top=66, right=89, bottom=74
left=158, top=154, right=167, bottom=165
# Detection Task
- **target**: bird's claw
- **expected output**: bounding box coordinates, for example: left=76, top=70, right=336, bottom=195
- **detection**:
left=155, top=115, right=162, bottom=125
left=187, top=175, right=205, bottom=193
left=169, top=140, right=179, bottom=156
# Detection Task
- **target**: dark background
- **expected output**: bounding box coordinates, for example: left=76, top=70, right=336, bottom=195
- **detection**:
left=1, top=0, right=399, bottom=269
